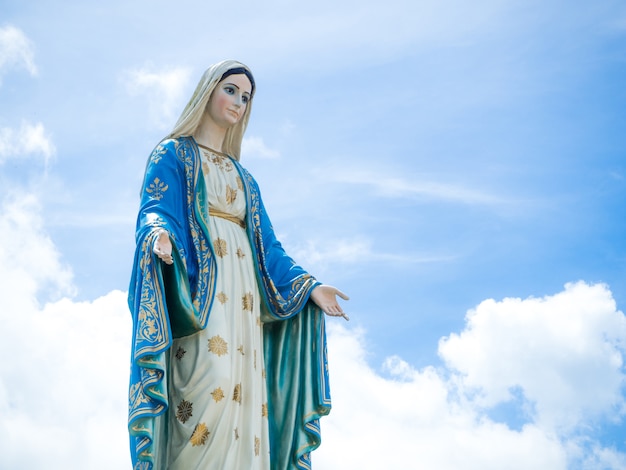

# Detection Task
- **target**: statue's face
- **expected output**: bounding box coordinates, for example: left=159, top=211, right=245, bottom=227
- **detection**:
left=205, top=73, right=252, bottom=129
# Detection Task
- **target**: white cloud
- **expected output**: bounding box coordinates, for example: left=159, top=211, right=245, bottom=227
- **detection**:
left=242, top=136, right=280, bottom=159
left=0, top=192, right=72, bottom=298
left=1, top=189, right=624, bottom=469
left=0, top=25, right=37, bottom=81
left=0, top=121, right=56, bottom=164
left=123, top=65, right=192, bottom=127
left=288, top=236, right=456, bottom=269
left=439, top=282, right=626, bottom=432
left=334, top=170, right=505, bottom=205
left=0, top=192, right=130, bottom=469
left=316, top=325, right=569, bottom=470
left=318, top=287, right=626, bottom=468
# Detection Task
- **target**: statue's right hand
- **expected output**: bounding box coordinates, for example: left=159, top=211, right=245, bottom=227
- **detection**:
left=153, top=229, right=173, bottom=265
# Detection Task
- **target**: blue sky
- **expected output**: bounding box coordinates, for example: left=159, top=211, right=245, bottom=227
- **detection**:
left=1, top=0, right=626, bottom=468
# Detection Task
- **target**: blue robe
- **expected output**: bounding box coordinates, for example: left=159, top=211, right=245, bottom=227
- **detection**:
left=128, top=137, right=331, bottom=469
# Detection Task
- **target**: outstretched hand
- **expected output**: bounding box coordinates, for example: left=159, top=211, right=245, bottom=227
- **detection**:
left=153, top=229, right=173, bottom=265
left=310, top=285, right=350, bottom=321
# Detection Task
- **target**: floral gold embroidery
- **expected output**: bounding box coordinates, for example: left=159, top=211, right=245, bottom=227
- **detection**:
left=236, top=176, right=243, bottom=191
left=226, top=185, right=238, bottom=204
left=176, top=399, right=193, bottom=423
left=175, top=347, right=186, bottom=360
left=150, top=145, right=167, bottom=164
left=233, top=384, right=241, bottom=404
left=262, top=403, right=268, bottom=418
left=242, top=292, right=253, bottom=312
left=254, top=436, right=260, bottom=456
left=211, top=387, right=224, bottom=402
left=210, top=154, right=234, bottom=171
left=208, top=335, right=228, bottom=356
left=236, top=247, right=245, bottom=259
left=190, top=423, right=210, bottom=446
left=146, top=177, right=168, bottom=200
left=217, top=292, right=229, bottom=304
left=214, top=238, right=228, bottom=258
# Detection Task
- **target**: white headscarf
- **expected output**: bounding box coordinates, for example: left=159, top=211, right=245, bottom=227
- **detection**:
left=168, top=59, right=254, bottom=160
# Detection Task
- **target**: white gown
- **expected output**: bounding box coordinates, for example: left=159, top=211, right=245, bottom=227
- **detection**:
left=166, top=147, right=270, bottom=469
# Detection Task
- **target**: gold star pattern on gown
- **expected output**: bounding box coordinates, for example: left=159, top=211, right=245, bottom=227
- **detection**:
left=176, top=400, right=193, bottom=423
left=233, top=384, right=242, bottom=404
left=211, top=387, right=224, bottom=402
left=190, top=423, right=210, bottom=446
left=208, top=335, right=228, bottom=356
left=214, top=238, right=228, bottom=257
left=242, top=292, right=253, bottom=312
left=217, top=291, right=228, bottom=304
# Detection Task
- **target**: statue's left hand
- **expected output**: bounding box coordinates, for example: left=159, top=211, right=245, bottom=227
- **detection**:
left=310, top=285, right=350, bottom=321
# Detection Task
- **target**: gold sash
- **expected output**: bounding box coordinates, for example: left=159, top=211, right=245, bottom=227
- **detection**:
left=209, top=208, right=246, bottom=229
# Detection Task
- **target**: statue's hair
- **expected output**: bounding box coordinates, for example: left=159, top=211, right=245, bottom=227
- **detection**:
left=167, top=60, right=254, bottom=160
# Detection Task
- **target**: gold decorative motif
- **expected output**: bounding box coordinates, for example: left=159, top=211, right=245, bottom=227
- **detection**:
left=233, top=383, right=242, bottom=404
left=208, top=335, right=228, bottom=356
left=214, top=238, right=228, bottom=257
left=211, top=387, right=224, bottom=402
left=254, top=436, right=260, bottom=456
left=190, top=423, right=210, bottom=446
left=217, top=292, right=229, bottom=304
left=146, top=177, right=169, bottom=200
left=175, top=347, right=186, bottom=360
left=236, top=176, right=243, bottom=191
left=236, top=247, right=245, bottom=259
left=129, top=382, right=151, bottom=412
left=226, top=185, right=238, bottom=204
left=209, top=153, right=234, bottom=172
left=150, top=145, right=167, bottom=164
left=262, top=368, right=266, bottom=379
left=176, top=399, right=193, bottom=423
left=237, top=345, right=245, bottom=355
left=202, top=160, right=210, bottom=175
left=242, top=292, right=253, bottom=312
left=262, top=403, right=268, bottom=418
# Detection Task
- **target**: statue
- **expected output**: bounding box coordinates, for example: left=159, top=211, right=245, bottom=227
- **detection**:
left=128, top=60, right=348, bottom=469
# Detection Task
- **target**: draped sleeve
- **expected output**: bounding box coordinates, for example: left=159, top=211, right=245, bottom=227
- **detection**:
left=127, top=138, right=217, bottom=469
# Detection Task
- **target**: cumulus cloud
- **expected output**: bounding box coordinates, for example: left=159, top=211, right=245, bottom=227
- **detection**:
left=0, top=25, right=37, bottom=81
left=123, top=65, right=192, bottom=127
left=0, top=193, right=131, bottom=469
left=316, top=325, right=568, bottom=470
left=319, top=287, right=626, bottom=469
left=439, top=282, right=626, bottom=431
left=1, top=190, right=624, bottom=469
left=0, top=121, right=56, bottom=164
left=0, top=192, right=71, bottom=297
